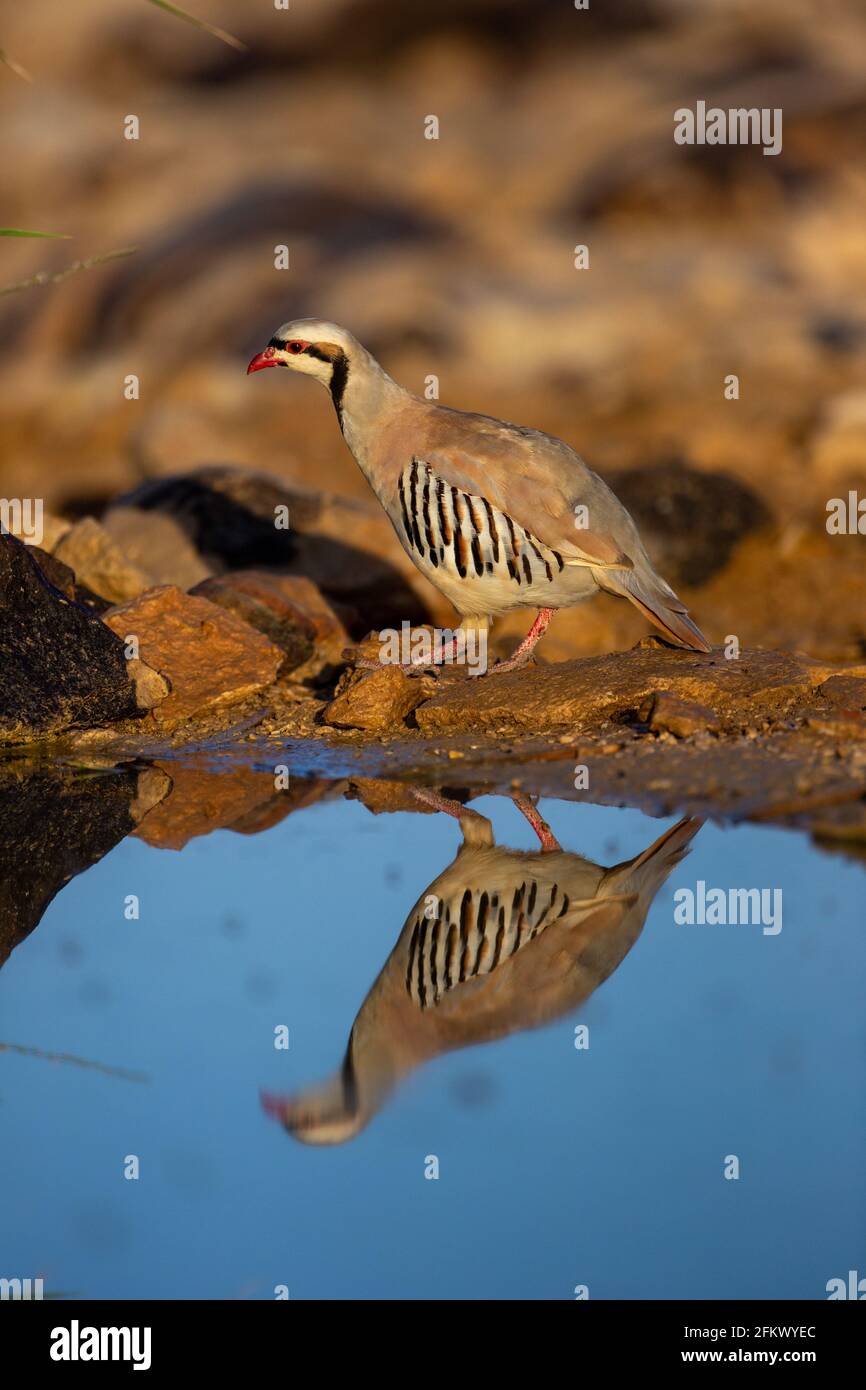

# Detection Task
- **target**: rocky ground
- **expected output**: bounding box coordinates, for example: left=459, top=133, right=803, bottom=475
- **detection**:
left=2, top=462, right=865, bottom=860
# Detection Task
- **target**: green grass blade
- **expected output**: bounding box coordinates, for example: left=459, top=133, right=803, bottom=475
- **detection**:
left=144, top=0, right=247, bottom=52
left=0, top=228, right=71, bottom=238
left=0, top=245, right=137, bottom=297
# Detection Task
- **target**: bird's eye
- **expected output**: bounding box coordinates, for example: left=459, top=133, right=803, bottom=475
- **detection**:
left=288, top=341, right=305, bottom=354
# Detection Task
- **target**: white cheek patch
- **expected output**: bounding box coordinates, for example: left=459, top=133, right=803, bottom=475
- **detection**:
left=289, top=354, right=331, bottom=378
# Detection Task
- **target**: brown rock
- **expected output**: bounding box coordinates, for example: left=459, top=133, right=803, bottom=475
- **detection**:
left=641, top=689, right=720, bottom=738
left=129, top=767, right=173, bottom=824
left=812, top=806, right=866, bottom=858
left=347, top=778, right=436, bottom=816
left=413, top=647, right=866, bottom=737
left=227, top=777, right=335, bottom=835
left=134, top=762, right=290, bottom=850
left=323, top=664, right=435, bottom=732
left=126, top=658, right=170, bottom=711
left=55, top=517, right=150, bottom=604
left=342, top=626, right=478, bottom=675
left=816, top=675, right=866, bottom=710
left=101, top=505, right=212, bottom=591
left=190, top=571, right=349, bottom=679
left=103, top=585, right=283, bottom=727
left=342, top=631, right=393, bottom=666
left=41, top=513, right=74, bottom=552
left=807, top=712, right=866, bottom=741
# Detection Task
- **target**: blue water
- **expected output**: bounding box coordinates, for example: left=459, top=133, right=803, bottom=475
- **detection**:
left=1, top=789, right=864, bottom=1300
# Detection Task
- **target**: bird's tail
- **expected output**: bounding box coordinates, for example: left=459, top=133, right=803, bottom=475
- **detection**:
left=595, top=563, right=710, bottom=652
left=601, top=815, right=704, bottom=901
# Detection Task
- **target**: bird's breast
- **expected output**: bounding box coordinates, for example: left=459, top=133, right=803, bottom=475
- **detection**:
left=405, top=872, right=574, bottom=1010
left=390, top=457, right=589, bottom=615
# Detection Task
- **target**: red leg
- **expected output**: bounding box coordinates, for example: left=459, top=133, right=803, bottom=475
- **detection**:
left=489, top=608, right=554, bottom=674
left=511, top=792, right=561, bottom=852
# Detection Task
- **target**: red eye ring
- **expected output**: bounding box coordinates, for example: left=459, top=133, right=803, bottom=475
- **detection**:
left=287, top=341, right=305, bottom=354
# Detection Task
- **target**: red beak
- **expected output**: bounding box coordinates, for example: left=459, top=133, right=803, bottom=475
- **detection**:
left=247, top=347, right=280, bottom=374
left=260, top=1090, right=288, bottom=1121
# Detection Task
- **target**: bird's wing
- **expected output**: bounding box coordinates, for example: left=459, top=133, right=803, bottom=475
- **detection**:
left=412, top=410, right=710, bottom=651
left=418, top=413, right=637, bottom=571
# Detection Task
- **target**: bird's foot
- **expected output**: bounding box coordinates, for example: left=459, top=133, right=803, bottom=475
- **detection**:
left=348, top=629, right=469, bottom=677
left=354, top=655, right=443, bottom=677
left=486, top=652, right=536, bottom=676
left=412, top=788, right=495, bottom=846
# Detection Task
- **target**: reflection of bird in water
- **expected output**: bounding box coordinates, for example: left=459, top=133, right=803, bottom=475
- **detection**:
left=263, top=791, right=703, bottom=1145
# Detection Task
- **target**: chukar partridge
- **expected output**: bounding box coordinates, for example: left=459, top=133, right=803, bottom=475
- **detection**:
left=248, top=320, right=710, bottom=672
left=262, top=792, right=703, bottom=1144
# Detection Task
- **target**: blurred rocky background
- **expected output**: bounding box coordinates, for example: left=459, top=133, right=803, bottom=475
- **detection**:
left=1, top=0, right=864, bottom=662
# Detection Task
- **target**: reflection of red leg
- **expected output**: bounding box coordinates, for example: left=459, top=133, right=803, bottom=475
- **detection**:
left=511, top=792, right=560, bottom=852
left=412, top=787, right=493, bottom=846
left=412, top=787, right=469, bottom=819
left=489, top=607, right=554, bottom=674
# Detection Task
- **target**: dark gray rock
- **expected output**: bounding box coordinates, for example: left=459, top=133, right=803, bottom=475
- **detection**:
left=0, top=764, right=169, bottom=969
left=28, top=544, right=112, bottom=614
left=0, top=533, right=161, bottom=745
left=608, top=458, right=771, bottom=586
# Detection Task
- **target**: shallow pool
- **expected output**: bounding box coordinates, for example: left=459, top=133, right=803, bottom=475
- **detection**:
left=1, top=775, right=864, bottom=1299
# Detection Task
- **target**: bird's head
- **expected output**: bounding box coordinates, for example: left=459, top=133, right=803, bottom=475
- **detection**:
left=260, top=1088, right=367, bottom=1147
left=259, top=1036, right=369, bottom=1147
left=247, top=318, right=357, bottom=394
